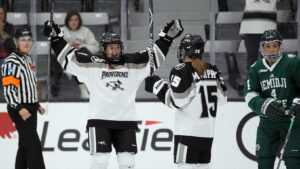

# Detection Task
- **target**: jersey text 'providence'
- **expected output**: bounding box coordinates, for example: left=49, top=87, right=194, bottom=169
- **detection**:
left=51, top=36, right=171, bottom=128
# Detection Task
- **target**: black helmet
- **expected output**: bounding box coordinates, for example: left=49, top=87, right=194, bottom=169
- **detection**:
left=177, top=34, right=205, bottom=63
left=14, top=25, right=32, bottom=39
left=260, top=29, right=282, bottom=63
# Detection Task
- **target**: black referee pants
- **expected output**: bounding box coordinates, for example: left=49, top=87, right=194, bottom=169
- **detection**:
left=7, top=103, right=46, bottom=169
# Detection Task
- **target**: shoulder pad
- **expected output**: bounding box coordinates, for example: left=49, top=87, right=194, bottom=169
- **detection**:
left=170, top=63, right=194, bottom=92
left=171, top=63, right=193, bottom=77
left=174, top=63, right=186, bottom=70
left=170, top=63, right=193, bottom=83
left=91, top=55, right=106, bottom=63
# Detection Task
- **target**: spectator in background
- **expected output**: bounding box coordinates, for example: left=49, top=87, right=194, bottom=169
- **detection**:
left=0, top=5, right=14, bottom=75
left=0, top=6, right=14, bottom=100
left=51, top=10, right=99, bottom=98
left=62, top=11, right=99, bottom=55
left=240, top=0, right=278, bottom=69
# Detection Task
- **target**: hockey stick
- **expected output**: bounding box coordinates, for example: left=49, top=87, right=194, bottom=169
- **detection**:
left=45, top=0, right=54, bottom=114
left=276, top=115, right=296, bottom=169
left=148, top=0, right=154, bottom=76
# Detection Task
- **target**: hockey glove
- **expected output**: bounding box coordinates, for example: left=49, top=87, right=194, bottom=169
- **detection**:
left=262, top=98, right=285, bottom=122
left=286, top=98, right=300, bottom=119
left=43, top=20, right=64, bottom=39
left=210, top=65, right=227, bottom=92
left=159, top=19, right=183, bottom=42
left=145, top=75, right=162, bottom=93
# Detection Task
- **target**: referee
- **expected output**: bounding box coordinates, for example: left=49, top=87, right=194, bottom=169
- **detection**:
left=1, top=26, right=46, bottom=169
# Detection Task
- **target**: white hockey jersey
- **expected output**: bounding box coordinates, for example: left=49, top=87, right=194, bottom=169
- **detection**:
left=51, top=37, right=171, bottom=128
left=240, top=0, right=277, bottom=34
left=153, top=62, right=227, bottom=138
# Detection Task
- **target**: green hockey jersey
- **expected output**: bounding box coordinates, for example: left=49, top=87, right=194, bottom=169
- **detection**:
left=244, top=54, right=300, bottom=115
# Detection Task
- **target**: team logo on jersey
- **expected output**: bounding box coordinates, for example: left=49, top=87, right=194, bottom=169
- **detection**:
left=260, top=77, right=287, bottom=91
left=258, top=69, right=268, bottom=73
left=101, top=71, right=128, bottom=79
left=106, top=80, right=124, bottom=90
left=29, top=64, right=35, bottom=70
left=7, top=67, right=14, bottom=74
left=175, top=63, right=185, bottom=70
left=91, top=56, right=106, bottom=63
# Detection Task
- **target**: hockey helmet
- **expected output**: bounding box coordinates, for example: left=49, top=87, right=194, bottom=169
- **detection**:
left=99, top=32, right=123, bottom=62
left=260, top=29, right=282, bottom=63
left=14, top=25, right=32, bottom=40
left=177, top=34, right=205, bottom=63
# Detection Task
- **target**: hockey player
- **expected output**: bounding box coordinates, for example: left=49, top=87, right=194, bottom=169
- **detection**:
left=244, top=29, right=300, bottom=169
left=43, top=20, right=183, bottom=169
left=144, top=34, right=227, bottom=169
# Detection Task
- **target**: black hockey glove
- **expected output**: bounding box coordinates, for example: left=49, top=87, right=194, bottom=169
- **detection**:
left=286, top=98, right=300, bottom=119
left=211, top=65, right=227, bottom=92
left=43, top=20, right=64, bottom=39
left=159, top=19, right=184, bottom=42
left=145, top=75, right=162, bottom=93
left=262, top=98, right=285, bottom=122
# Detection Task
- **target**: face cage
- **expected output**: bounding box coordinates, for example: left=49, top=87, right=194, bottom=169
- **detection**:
left=102, top=42, right=123, bottom=63
left=260, top=41, right=282, bottom=63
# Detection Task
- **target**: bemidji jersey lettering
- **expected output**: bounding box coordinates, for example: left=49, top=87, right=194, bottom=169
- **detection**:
left=245, top=54, right=300, bottom=114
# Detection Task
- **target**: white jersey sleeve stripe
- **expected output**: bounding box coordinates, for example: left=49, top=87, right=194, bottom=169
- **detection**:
left=245, top=92, right=260, bottom=105
left=171, top=85, right=196, bottom=108
left=57, top=43, right=72, bottom=66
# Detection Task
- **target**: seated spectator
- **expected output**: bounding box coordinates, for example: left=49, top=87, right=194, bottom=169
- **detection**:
left=62, top=11, right=99, bottom=55
left=51, top=10, right=99, bottom=98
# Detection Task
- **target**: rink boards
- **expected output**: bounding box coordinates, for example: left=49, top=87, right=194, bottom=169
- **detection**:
left=0, top=102, right=287, bottom=169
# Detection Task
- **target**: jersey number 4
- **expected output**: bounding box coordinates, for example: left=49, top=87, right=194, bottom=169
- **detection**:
left=199, top=86, right=218, bottom=118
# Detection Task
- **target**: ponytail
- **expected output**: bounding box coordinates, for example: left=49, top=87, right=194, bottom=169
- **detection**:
left=190, top=58, right=208, bottom=76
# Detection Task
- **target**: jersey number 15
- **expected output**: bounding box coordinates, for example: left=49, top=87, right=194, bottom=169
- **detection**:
left=199, top=85, right=218, bottom=118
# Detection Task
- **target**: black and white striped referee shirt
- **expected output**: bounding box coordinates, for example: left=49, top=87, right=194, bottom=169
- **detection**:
left=1, top=51, right=38, bottom=110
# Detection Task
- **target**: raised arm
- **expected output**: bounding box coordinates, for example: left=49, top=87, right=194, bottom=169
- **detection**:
left=43, top=21, right=104, bottom=79
left=144, top=64, right=195, bottom=109
left=123, top=20, right=183, bottom=69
